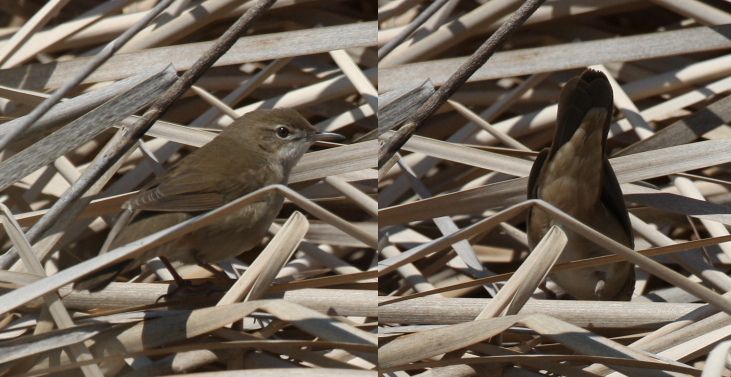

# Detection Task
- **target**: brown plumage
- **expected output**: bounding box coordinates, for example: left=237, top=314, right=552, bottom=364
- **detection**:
left=77, top=109, right=340, bottom=291
left=527, top=69, right=635, bottom=301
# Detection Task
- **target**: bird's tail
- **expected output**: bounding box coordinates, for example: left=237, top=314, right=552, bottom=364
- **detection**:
left=74, top=259, right=134, bottom=292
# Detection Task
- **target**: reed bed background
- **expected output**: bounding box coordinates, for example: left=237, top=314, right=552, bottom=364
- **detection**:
left=378, top=1, right=731, bottom=376
left=0, top=1, right=377, bottom=376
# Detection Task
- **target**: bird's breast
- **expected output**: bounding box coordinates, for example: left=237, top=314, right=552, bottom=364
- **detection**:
left=190, top=192, right=284, bottom=263
left=209, top=192, right=282, bottom=232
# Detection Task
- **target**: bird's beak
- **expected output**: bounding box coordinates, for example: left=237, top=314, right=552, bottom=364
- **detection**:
left=312, top=131, right=345, bottom=142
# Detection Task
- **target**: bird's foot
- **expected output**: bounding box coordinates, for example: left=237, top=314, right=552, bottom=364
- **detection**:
left=155, top=278, right=193, bottom=303
left=155, top=279, right=224, bottom=303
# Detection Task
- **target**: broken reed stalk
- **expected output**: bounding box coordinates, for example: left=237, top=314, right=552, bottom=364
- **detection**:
left=0, top=184, right=371, bottom=316
left=0, top=0, right=277, bottom=269
left=377, top=0, right=451, bottom=61
left=379, top=199, right=731, bottom=317
left=0, top=0, right=176, bottom=152
left=378, top=0, right=546, bottom=168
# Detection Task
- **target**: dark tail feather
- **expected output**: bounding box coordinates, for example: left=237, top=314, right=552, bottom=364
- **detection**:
left=74, top=260, right=134, bottom=292
left=612, top=264, right=636, bottom=301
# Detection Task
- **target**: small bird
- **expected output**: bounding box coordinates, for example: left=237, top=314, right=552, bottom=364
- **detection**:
left=527, top=69, right=635, bottom=301
left=77, top=108, right=340, bottom=291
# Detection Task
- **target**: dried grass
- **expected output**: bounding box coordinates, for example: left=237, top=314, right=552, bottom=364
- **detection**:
left=4, top=0, right=731, bottom=375
left=0, top=1, right=376, bottom=375
left=379, top=1, right=731, bottom=376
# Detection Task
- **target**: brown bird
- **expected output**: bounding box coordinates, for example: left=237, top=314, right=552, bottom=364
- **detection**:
left=77, top=108, right=340, bottom=291
left=527, top=69, right=635, bottom=301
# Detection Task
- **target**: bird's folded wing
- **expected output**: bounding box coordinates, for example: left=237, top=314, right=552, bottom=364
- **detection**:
left=128, top=170, right=227, bottom=212
left=527, top=148, right=549, bottom=199
left=601, top=158, right=634, bottom=248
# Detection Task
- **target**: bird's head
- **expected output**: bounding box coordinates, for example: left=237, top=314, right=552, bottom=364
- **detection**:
left=225, top=108, right=342, bottom=173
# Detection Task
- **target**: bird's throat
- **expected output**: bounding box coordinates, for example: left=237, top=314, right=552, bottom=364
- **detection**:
left=538, top=119, right=605, bottom=217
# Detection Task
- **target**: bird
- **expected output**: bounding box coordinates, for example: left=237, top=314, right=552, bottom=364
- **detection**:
left=526, top=69, right=635, bottom=301
left=76, top=108, right=341, bottom=291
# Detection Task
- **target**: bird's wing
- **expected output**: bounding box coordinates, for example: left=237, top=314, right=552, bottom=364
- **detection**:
left=601, top=158, right=634, bottom=248
left=613, top=265, right=636, bottom=301
left=527, top=148, right=549, bottom=199
left=127, top=169, right=226, bottom=212
left=126, top=161, right=268, bottom=212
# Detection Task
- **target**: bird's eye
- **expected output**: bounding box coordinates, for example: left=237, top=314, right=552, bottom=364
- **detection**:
left=276, top=126, right=290, bottom=139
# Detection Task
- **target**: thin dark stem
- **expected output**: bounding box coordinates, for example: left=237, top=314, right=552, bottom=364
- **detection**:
left=378, top=0, right=546, bottom=168
left=0, top=0, right=177, bottom=152
left=378, top=0, right=451, bottom=61
left=20, top=0, right=277, bottom=255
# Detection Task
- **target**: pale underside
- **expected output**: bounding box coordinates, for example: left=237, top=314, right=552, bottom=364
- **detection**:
left=529, top=108, right=633, bottom=300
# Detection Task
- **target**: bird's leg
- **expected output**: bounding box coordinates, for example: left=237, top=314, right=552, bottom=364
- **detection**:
left=159, top=256, right=189, bottom=288
left=197, top=262, right=220, bottom=275
left=154, top=260, right=227, bottom=304
left=155, top=256, right=196, bottom=303
left=197, top=262, right=230, bottom=280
